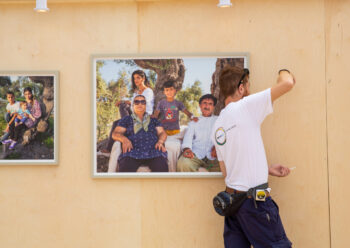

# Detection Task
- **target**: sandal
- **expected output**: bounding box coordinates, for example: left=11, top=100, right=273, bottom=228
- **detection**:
left=9, top=141, right=17, bottom=150
left=2, top=139, right=12, bottom=145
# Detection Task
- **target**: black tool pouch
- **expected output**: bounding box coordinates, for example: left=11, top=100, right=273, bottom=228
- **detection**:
left=213, top=183, right=269, bottom=217
left=213, top=191, right=247, bottom=217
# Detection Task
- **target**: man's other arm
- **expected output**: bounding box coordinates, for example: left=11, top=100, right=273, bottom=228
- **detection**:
left=219, top=161, right=227, bottom=178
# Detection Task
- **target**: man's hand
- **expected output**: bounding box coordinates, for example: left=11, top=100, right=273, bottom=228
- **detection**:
left=211, top=146, right=217, bottom=158
left=183, top=148, right=194, bottom=159
left=121, top=137, right=133, bottom=153
left=278, top=70, right=295, bottom=85
left=271, top=69, right=296, bottom=103
left=5, top=125, right=9, bottom=133
left=155, top=141, right=166, bottom=152
left=115, top=100, right=122, bottom=107
left=269, top=164, right=290, bottom=177
left=191, top=117, right=199, bottom=122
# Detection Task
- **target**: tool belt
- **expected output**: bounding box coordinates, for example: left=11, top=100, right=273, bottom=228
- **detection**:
left=213, top=183, right=269, bottom=217
left=226, top=186, right=270, bottom=198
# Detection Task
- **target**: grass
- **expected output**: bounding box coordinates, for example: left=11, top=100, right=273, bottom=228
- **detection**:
left=43, top=136, right=54, bottom=149
left=37, top=116, right=54, bottom=149
left=0, top=101, right=7, bottom=132
left=48, top=116, right=54, bottom=130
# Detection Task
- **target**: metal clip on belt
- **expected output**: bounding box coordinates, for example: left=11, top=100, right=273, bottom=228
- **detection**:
left=225, top=183, right=269, bottom=209
left=247, top=183, right=269, bottom=208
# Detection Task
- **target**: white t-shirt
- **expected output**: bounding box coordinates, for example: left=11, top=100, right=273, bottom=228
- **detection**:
left=212, top=89, right=273, bottom=191
left=6, top=101, right=20, bottom=114
left=181, top=115, right=218, bottom=160
left=132, top=87, right=154, bottom=115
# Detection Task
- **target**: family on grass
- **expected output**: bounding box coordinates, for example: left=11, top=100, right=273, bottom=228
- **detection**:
left=104, top=69, right=220, bottom=173
left=1, top=87, right=42, bottom=150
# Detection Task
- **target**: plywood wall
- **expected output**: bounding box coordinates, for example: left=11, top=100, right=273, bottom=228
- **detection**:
left=325, top=0, right=350, bottom=247
left=0, top=0, right=347, bottom=247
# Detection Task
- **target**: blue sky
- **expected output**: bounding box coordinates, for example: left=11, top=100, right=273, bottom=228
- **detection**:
left=99, top=57, right=217, bottom=94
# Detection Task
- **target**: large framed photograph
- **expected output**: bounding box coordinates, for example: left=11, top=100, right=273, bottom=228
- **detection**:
left=0, top=71, right=58, bottom=165
left=92, top=54, right=249, bottom=178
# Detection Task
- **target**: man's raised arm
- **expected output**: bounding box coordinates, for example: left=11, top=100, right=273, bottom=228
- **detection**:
left=271, top=69, right=296, bottom=103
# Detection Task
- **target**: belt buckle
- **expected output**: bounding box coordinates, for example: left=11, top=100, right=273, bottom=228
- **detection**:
left=255, top=189, right=267, bottom=201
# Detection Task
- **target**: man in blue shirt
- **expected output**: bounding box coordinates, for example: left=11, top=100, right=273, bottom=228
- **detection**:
left=177, top=94, right=220, bottom=172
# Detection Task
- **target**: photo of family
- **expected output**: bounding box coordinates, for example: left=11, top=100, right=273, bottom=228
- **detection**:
left=0, top=73, right=58, bottom=164
left=92, top=54, right=248, bottom=177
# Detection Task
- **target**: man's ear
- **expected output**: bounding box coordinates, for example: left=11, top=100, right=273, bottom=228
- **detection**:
left=237, top=84, right=244, bottom=95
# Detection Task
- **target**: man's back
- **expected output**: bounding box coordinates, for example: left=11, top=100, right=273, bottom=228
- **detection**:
left=212, top=88, right=273, bottom=191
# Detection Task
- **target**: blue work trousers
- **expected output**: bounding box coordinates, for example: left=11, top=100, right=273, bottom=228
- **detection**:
left=224, top=197, right=292, bottom=248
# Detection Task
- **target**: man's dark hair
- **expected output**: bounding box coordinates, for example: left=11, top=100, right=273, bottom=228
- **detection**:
left=199, top=94, right=217, bottom=106
left=219, top=66, right=248, bottom=99
left=6, top=91, right=14, bottom=97
left=163, top=80, right=175, bottom=90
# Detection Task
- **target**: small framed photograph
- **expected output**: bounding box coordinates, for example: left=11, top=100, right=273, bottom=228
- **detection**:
left=92, top=54, right=249, bottom=178
left=0, top=71, right=59, bottom=165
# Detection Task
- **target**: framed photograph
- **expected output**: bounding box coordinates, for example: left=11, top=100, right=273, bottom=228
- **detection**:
left=0, top=71, right=59, bottom=165
left=92, top=54, right=249, bottom=178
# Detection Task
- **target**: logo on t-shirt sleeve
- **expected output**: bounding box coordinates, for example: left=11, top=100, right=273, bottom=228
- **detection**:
left=215, top=127, right=226, bottom=145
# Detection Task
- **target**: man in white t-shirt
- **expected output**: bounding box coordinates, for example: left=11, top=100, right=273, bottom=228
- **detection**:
left=1, top=91, right=20, bottom=142
left=212, top=67, right=295, bottom=247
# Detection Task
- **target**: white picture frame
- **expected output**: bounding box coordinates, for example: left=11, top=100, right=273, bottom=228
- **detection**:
left=0, top=71, right=59, bottom=165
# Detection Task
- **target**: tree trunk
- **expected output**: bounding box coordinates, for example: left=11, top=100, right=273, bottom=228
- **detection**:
left=134, top=59, right=185, bottom=108
left=211, top=58, right=245, bottom=115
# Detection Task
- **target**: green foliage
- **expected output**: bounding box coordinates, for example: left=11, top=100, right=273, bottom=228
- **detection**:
left=147, top=70, right=157, bottom=89
left=0, top=76, right=43, bottom=100
left=176, top=80, right=203, bottom=125
left=0, top=101, right=7, bottom=132
left=0, top=76, right=12, bottom=98
left=0, top=119, right=6, bottom=133
left=96, top=62, right=131, bottom=141
left=48, top=116, right=54, bottom=130
left=113, top=59, right=136, bottom=67
left=146, top=60, right=172, bottom=71
left=44, top=136, right=54, bottom=149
